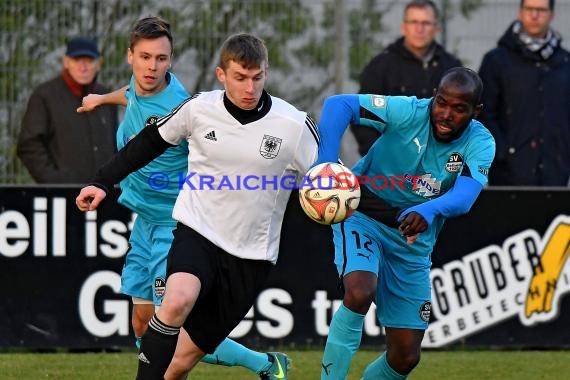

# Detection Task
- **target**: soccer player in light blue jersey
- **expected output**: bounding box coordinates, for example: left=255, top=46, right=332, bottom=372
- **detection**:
left=316, top=67, right=495, bottom=379
left=78, top=18, right=289, bottom=380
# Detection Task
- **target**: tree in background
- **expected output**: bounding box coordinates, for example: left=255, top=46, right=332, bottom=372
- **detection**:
left=0, top=0, right=482, bottom=183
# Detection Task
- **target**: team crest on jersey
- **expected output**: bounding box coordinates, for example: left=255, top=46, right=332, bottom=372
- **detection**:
left=371, top=95, right=386, bottom=108
left=154, top=277, right=166, bottom=298
left=445, top=152, right=464, bottom=173
left=259, top=135, right=282, bottom=159
left=145, top=115, right=159, bottom=127
left=419, top=301, right=431, bottom=322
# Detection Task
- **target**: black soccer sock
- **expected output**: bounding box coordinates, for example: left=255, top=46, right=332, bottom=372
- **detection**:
left=136, top=315, right=180, bottom=380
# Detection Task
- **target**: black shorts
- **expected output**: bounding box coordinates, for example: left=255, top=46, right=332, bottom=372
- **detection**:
left=166, top=223, right=272, bottom=353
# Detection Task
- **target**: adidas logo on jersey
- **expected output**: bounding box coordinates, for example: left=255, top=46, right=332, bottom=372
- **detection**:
left=138, top=352, right=150, bottom=364
left=204, top=131, right=217, bottom=141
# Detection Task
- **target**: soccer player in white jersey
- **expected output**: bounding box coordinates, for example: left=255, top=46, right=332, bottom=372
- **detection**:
left=316, top=67, right=495, bottom=379
left=78, top=19, right=293, bottom=380
left=76, top=33, right=319, bottom=379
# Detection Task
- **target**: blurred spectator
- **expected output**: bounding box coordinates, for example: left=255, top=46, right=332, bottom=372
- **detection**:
left=351, top=0, right=462, bottom=156
left=478, top=0, right=570, bottom=186
left=17, top=36, right=118, bottom=184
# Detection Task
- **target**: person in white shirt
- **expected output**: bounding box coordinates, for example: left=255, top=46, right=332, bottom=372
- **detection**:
left=76, top=33, right=318, bottom=380
left=77, top=18, right=295, bottom=380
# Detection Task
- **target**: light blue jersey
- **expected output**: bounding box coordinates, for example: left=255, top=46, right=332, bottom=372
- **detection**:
left=335, top=94, right=494, bottom=255
left=118, top=72, right=189, bottom=304
left=117, top=72, right=189, bottom=226
left=318, top=93, right=495, bottom=329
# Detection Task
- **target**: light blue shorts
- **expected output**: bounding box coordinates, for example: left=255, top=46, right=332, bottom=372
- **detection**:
left=120, top=217, right=176, bottom=305
left=332, top=212, right=432, bottom=329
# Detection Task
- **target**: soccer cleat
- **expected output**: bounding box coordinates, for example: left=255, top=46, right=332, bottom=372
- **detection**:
left=259, top=352, right=290, bottom=380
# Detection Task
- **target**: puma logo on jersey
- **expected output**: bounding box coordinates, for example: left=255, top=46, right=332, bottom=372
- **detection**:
left=413, top=137, right=425, bottom=153
left=356, top=252, right=372, bottom=261
left=204, top=130, right=217, bottom=141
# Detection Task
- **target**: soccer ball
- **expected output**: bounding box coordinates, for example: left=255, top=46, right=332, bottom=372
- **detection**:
left=299, top=162, right=360, bottom=225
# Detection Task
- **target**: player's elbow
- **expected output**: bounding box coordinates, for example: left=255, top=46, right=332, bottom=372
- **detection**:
left=458, top=203, right=473, bottom=216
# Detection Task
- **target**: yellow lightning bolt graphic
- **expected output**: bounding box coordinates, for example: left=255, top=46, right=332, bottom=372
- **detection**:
left=525, top=223, right=570, bottom=318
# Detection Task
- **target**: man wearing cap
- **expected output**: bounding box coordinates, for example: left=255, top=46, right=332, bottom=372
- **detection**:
left=17, top=36, right=118, bottom=183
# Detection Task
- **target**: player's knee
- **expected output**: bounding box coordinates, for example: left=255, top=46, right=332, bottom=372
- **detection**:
left=161, top=293, right=194, bottom=321
left=343, top=286, right=375, bottom=313
left=131, top=303, right=154, bottom=336
left=390, top=351, right=421, bottom=375
left=131, top=316, right=148, bottom=337
left=402, top=351, right=421, bottom=373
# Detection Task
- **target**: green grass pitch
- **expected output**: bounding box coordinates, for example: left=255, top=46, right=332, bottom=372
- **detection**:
left=1, top=349, right=569, bottom=379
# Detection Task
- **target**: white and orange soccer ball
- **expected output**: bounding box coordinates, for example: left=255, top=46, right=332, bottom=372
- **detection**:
left=299, top=162, right=360, bottom=225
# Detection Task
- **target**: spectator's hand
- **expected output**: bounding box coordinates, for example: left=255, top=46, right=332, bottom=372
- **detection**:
left=76, top=185, right=106, bottom=211
left=77, top=94, right=103, bottom=113
left=398, top=211, right=427, bottom=244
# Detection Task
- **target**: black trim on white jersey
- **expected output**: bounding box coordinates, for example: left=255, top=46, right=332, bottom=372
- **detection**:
left=305, top=115, right=320, bottom=145
left=154, top=97, right=192, bottom=129
left=90, top=125, right=172, bottom=193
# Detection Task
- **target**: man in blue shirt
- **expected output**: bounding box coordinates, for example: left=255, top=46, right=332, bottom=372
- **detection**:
left=316, top=67, right=495, bottom=379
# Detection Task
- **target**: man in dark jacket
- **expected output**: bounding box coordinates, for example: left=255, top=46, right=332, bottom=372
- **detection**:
left=351, top=0, right=462, bottom=156
left=17, top=36, right=118, bottom=184
left=478, top=0, right=570, bottom=186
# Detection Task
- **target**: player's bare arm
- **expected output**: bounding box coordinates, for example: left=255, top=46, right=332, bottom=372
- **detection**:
left=77, top=85, right=129, bottom=112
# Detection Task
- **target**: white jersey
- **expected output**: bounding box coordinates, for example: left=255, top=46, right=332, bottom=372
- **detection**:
left=156, top=90, right=318, bottom=263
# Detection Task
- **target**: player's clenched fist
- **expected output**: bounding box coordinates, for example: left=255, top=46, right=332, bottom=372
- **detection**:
left=76, top=185, right=107, bottom=211
left=398, top=211, right=427, bottom=245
